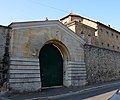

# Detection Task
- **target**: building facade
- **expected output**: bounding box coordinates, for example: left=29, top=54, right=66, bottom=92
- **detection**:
left=60, top=13, right=97, bottom=46
left=96, top=22, right=120, bottom=51
left=60, top=13, right=120, bottom=51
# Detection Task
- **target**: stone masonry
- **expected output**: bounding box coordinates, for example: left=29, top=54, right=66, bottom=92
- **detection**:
left=0, top=26, right=10, bottom=87
left=8, top=20, right=87, bottom=92
left=84, top=44, right=120, bottom=84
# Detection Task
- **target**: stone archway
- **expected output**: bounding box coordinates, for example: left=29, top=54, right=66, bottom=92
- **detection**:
left=8, top=20, right=86, bottom=93
left=39, top=40, right=71, bottom=88
left=39, top=44, right=63, bottom=87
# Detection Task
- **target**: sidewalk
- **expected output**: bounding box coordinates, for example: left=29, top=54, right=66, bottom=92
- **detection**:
left=1, top=80, right=120, bottom=100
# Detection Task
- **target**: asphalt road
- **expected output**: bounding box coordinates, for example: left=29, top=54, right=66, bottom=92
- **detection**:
left=85, top=90, right=116, bottom=100
left=51, top=83, right=120, bottom=100
left=5, top=81, right=120, bottom=100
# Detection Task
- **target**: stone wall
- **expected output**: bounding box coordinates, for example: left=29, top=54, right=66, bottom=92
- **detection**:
left=9, top=57, right=41, bottom=92
left=84, top=45, right=120, bottom=84
left=0, top=26, right=10, bottom=86
left=0, top=26, right=6, bottom=63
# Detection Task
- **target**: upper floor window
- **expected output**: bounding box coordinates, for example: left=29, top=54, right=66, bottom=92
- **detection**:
left=116, top=35, right=118, bottom=39
left=100, top=28, right=103, bottom=33
left=117, top=47, right=119, bottom=49
left=106, top=31, right=109, bottom=35
left=107, top=44, right=109, bottom=47
left=113, top=45, right=115, bottom=48
left=101, top=42, right=104, bottom=45
left=80, top=30, right=85, bottom=39
left=111, top=33, right=114, bottom=37
left=88, top=34, right=91, bottom=45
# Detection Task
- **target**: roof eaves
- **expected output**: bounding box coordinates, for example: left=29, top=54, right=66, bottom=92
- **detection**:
left=97, top=22, right=120, bottom=33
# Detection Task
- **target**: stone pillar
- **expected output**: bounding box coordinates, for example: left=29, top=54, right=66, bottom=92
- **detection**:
left=64, top=61, right=87, bottom=87
left=8, top=57, right=41, bottom=92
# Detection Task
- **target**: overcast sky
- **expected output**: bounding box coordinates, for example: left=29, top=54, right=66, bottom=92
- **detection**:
left=0, top=0, right=120, bottom=30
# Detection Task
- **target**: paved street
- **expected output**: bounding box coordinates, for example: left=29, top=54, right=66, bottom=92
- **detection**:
left=85, top=90, right=116, bottom=100
left=52, top=83, right=120, bottom=100
left=1, top=90, right=116, bottom=100
left=2, top=80, right=120, bottom=100
left=52, top=90, right=116, bottom=100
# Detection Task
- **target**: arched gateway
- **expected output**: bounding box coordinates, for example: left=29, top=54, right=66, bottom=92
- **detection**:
left=39, top=40, right=70, bottom=88
left=39, top=44, right=63, bottom=87
left=8, top=20, right=87, bottom=92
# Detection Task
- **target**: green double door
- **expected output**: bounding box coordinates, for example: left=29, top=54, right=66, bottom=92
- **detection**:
left=39, top=44, right=63, bottom=87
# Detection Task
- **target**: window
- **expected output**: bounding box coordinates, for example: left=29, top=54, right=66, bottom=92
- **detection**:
left=117, top=47, right=119, bottom=49
left=80, top=30, right=84, bottom=34
left=116, top=35, right=118, bottom=39
left=88, top=34, right=91, bottom=45
left=101, top=42, right=104, bottom=45
left=107, top=44, right=109, bottom=47
left=100, top=28, right=103, bottom=32
left=113, top=45, right=115, bottom=48
left=106, top=31, right=109, bottom=35
left=111, top=33, right=113, bottom=37
left=80, top=30, right=85, bottom=39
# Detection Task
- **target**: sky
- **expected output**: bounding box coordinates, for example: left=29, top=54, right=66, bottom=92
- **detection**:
left=0, top=0, right=120, bottom=30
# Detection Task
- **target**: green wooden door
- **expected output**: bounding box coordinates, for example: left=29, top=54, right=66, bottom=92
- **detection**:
left=39, top=44, right=63, bottom=87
